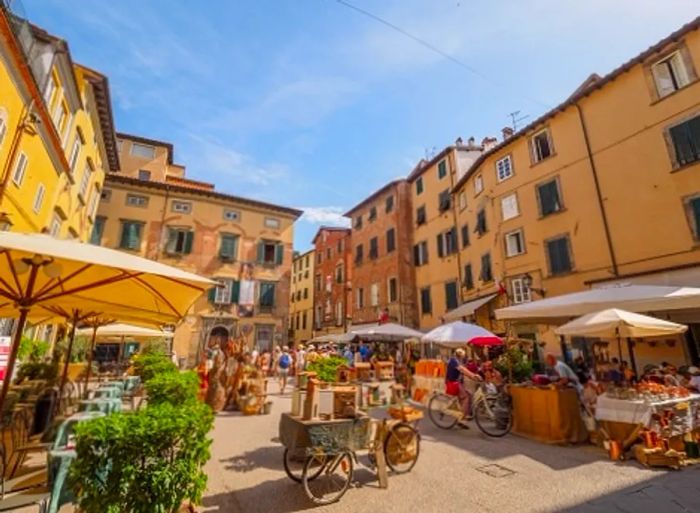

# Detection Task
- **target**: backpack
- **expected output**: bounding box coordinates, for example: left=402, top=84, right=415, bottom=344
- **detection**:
left=279, top=353, right=291, bottom=369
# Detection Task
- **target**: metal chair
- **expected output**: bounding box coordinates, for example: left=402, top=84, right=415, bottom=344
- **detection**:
left=0, top=440, right=49, bottom=512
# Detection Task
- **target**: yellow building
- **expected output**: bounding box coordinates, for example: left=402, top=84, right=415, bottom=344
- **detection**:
left=406, top=139, right=484, bottom=329
left=289, top=249, right=315, bottom=346
left=0, top=14, right=118, bottom=239
left=95, top=133, right=302, bottom=365
left=451, top=18, right=700, bottom=364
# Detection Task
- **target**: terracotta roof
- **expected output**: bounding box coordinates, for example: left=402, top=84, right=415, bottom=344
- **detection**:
left=344, top=179, right=405, bottom=217
left=105, top=174, right=303, bottom=218
left=452, top=15, right=700, bottom=194
left=116, top=132, right=174, bottom=165
left=79, top=65, right=120, bottom=172
left=311, top=226, right=351, bottom=245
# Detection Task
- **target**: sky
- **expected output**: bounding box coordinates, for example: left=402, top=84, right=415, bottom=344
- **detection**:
left=21, top=0, right=699, bottom=251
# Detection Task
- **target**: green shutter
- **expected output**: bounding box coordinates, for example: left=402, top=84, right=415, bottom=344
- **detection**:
left=207, top=287, right=216, bottom=303
left=256, top=242, right=265, bottom=263
left=275, top=244, right=284, bottom=265
left=129, top=223, right=141, bottom=250
left=231, top=280, right=240, bottom=303
left=119, top=223, right=129, bottom=249
left=183, top=231, right=194, bottom=254
left=165, top=227, right=177, bottom=253
left=220, top=234, right=237, bottom=259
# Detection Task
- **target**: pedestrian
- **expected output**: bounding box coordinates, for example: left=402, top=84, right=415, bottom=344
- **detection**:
left=259, top=350, right=271, bottom=376
left=296, top=344, right=306, bottom=373
left=545, top=353, right=581, bottom=390
left=343, top=345, right=353, bottom=367
left=358, top=342, right=369, bottom=362
left=277, top=346, right=292, bottom=394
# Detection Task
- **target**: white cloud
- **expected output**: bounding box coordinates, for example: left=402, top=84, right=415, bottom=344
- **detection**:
left=298, top=207, right=350, bottom=227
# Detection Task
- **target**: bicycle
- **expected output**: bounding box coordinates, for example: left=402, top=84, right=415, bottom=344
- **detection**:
left=427, top=381, right=513, bottom=437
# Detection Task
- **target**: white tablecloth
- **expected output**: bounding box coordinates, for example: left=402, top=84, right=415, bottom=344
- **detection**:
left=595, top=394, right=700, bottom=428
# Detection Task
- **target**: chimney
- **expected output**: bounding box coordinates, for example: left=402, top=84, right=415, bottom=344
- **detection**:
left=467, top=136, right=475, bottom=147
left=455, top=137, right=463, bottom=145
left=481, top=136, right=498, bottom=151
left=502, top=127, right=514, bottom=141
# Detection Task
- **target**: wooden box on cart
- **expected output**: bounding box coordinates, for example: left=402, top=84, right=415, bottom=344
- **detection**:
left=333, top=385, right=358, bottom=419
left=355, top=362, right=372, bottom=382
left=374, top=361, right=394, bottom=381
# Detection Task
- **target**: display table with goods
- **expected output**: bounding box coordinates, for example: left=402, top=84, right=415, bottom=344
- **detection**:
left=282, top=358, right=421, bottom=505
left=594, top=383, right=700, bottom=468
left=411, top=359, right=446, bottom=404
left=510, top=385, right=588, bottom=444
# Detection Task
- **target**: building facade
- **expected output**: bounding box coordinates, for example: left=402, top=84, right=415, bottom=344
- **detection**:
left=289, top=249, right=315, bottom=346
left=312, top=227, right=352, bottom=336
left=407, top=141, right=484, bottom=330
left=95, top=133, right=301, bottom=365
left=344, top=180, right=418, bottom=327
left=452, top=17, right=700, bottom=364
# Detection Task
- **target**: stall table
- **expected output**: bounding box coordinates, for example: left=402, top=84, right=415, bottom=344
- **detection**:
left=511, top=385, right=588, bottom=444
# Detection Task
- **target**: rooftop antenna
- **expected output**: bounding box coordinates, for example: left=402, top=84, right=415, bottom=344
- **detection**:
left=424, top=146, right=437, bottom=160
left=509, top=110, right=529, bottom=131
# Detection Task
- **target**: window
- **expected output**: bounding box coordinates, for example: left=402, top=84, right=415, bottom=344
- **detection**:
left=171, top=200, right=192, bottom=214
left=296, top=313, right=301, bottom=330
left=669, top=114, right=700, bottom=167
left=126, top=194, right=149, bottom=208
left=474, top=174, right=483, bottom=195
left=370, top=283, right=379, bottom=307
left=68, top=138, right=81, bottom=171
left=11, top=153, right=28, bottom=186
left=315, top=273, right=321, bottom=292
left=416, top=205, right=427, bottom=225
left=138, top=169, right=151, bottom=181
left=223, top=209, right=241, bottom=222
left=420, top=287, right=432, bottom=315
left=686, top=196, right=700, bottom=239
left=386, top=228, right=396, bottom=253
left=537, top=179, right=563, bottom=216
left=101, top=189, right=112, bottom=202
left=413, top=241, right=429, bottom=266
left=505, top=229, right=525, bottom=257
left=335, top=264, right=344, bottom=284
left=480, top=253, right=493, bottom=282
left=460, top=224, right=470, bottom=248
left=258, top=240, right=284, bottom=265
left=130, top=142, right=156, bottom=159
left=475, top=209, right=487, bottom=236
left=531, top=129, right=553, bottom=163
left=416, top=177, right=424, bottom=195
left=436, top=227, right=457, bottom=257
left=335, top=301, right=343, bottom=326
left=265, top=217, right=281, bottom=229
left=546, top=235, right=573, bottom=275
left=437, top=159, right=448, bottom=179
left=496, top=155, right=513, bottom=182
left=445, top=281, right=459, bottom=311
left=53, top=102, right=67, bottom=135
left=49, top=212, right=62, bottom=237
left=88, top=188, right=100, bottom=220
left=458, top=191, right=467, bottom=211
left=369, top=206, right=377, bottom=222
left=317, top=252, right=322, bottom=264
left=302, top=311, right=307, bottom=330
left=0, top=114, right=7, bottom=148
left=354, top=215, right=363, bottom=229
left=32, top=183, right=45, bottom=213
left=259, top=282, right=276, bottom=311
left=44, top=75, right=57, bottom=105
left=438, top=189, right=451, bottom=212
left=511, top=278, right=531, bottom=304
left=303, top=288, right=308, bottom=299
left=355, top=244, right=363, bottom=264
left=315, top=305, right=322, bottom=329
left=305, top=254, right=310, bottom=268
left=337, top=238, right=344, bottom=253
left=501, top=193, right=519, bottom=220
left=326, top=247, right=331, bottom=260
left=463, top=264, right=474, bottom=290
left=385, top=195, right=394, bottom=213
left=214, top=279, right=235, bottom=304
left=369, top=237, right=379, bottom=259
left=119, top=221, right=143, bottom=250
left=219, top=233, right=239, bottom=261
left=652, top=51, right=690, bottom=99
left=388, top=277, right=398, bottom=303
left=356, top=287, right=364, bottom=309
left=90, top=216, right=105, bottom=245
left=166, top=228, right=194, bottom=255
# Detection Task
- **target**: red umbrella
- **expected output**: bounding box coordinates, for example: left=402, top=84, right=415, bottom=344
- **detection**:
left=468, top=336, right=503, bottom=347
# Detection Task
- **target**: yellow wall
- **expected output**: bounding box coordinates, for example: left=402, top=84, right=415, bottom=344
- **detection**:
left=289, top=249, right=315, bottom=345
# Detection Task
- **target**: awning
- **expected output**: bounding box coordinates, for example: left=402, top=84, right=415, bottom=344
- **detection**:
left=554, top=309, right=687, bottom=339
left=495, top=285, right=700, bottom=323
left=444, top=294, right=498, bottom=321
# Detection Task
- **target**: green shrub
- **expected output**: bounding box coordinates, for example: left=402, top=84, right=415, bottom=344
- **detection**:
left=145, top=371, right=199, bottom=406
left=307, top=356, right=347, bottom=382
left=69, top=401, right=214, bottom=513
left=15, top=361, right=59, bottom=384
left=17, top=336, right=50, bottom=362
left=132, top=353, right=177, bottom=382
left=495, top=347, right=534, bottom=383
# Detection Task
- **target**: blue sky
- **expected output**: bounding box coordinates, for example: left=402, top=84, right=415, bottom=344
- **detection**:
left=23, top=0, right=698, bottom=251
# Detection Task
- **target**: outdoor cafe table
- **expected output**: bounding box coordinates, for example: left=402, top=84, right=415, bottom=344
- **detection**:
left=78, top=397, right=122, bottom=415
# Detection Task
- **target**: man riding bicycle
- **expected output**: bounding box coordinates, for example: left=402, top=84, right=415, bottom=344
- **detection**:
left=446, top=348, right=482, bottom=424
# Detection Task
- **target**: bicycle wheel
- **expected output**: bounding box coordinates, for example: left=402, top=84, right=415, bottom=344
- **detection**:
left=283, top=448, right=325, bottom=483
left=428, top=394, right=460, bottom=430
left=385, top=423, right=420, bottom=474
left=474, top=394, right=512, bottom=437
left=302, top=452, right=353, bottom=505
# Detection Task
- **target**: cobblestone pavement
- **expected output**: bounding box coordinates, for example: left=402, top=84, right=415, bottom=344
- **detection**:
left=201, top=393, right=700, bottom=513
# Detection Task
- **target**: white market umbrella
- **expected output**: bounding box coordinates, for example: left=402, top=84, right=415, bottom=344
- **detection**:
left=0, top=232, right=214, bottom=409
left=421, top=321, right=502, bottom=348
left=555, top=308, right=687, bottom=360
left=76, top=323, right=175, bottom=339
left=350, top=322, right=424, bottom=342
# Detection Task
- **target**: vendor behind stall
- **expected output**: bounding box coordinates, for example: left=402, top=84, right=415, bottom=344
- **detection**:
left=545, top=353, right=581, bottom=391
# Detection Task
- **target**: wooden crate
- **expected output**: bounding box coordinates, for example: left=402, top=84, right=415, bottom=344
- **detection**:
left=333, top=385, right=358, bottom=418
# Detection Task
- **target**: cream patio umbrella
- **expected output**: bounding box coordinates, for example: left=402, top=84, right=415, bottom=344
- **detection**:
left=554, top=308, right=688, bottom=360
left=349, top=322, right=424, bottom=342
left=421, top=321, right=502, bottom=348
left=0, top=232, right=215, bottom=409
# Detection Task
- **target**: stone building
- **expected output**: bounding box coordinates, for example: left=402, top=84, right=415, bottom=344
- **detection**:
left=289, top=249, right=315, bottom=345
left=311, top=227, right=352, bottom=336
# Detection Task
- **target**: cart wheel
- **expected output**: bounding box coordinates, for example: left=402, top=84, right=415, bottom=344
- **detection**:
left=283, top=448, right=325, bottom=483
left=302, top=451, right=353, bottom=505
left=384, top=423, right=420, bottom=474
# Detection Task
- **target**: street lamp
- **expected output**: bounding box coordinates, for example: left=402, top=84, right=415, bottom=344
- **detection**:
left=522, top=272, right=546, bottom=297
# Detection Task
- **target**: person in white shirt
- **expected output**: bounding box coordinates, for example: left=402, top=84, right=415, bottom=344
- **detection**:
left=296, top=345, right=306, bottom=373
left=687, top=366, right=700, bottom=392
left=545, top=353, right=581, bottom=391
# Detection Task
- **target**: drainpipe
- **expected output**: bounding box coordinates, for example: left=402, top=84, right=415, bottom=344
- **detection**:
left=575, top=103, right=619, bottom=276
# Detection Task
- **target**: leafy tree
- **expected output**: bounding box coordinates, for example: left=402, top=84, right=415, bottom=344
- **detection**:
left=145, top=371, right=199, bottom=406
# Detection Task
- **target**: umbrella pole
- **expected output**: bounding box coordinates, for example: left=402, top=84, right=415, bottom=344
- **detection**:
left=0, top=307, right=30, bottom=412
left=83, top=325, right=98, bottom=399
left=58, top=312, right=79, bottom=409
